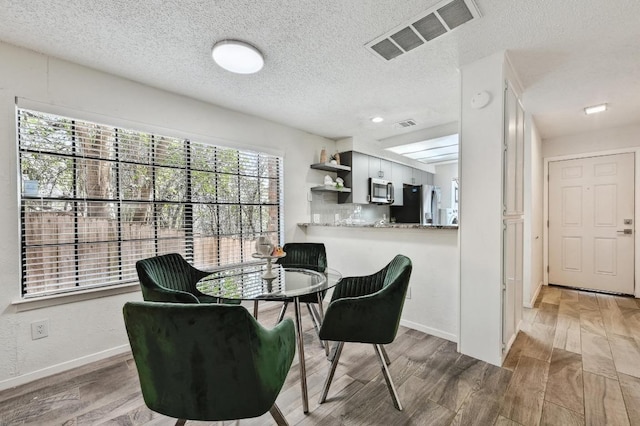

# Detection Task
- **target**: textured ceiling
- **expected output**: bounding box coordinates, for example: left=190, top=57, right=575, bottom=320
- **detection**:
left=1, top=0, right=639, bottom=143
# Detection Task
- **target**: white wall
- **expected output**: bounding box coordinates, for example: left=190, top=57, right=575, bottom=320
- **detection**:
left=303, top=226, right=459, bottom=341
left=523, top=115, right=544, bottom=307
left=434, top=162, right=458, bottom=209
left=542, top=123, right=640, bottom=158
left=0, top=41, right=334, bottom=389
left=459, top=52, right=506, bottom=366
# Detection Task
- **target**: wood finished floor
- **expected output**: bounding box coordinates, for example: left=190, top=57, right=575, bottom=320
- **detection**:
left=3, top=286, right=640, bottom=425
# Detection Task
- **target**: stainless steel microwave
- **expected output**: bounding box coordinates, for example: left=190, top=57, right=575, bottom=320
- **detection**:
left=369, top=178, right=394, bottom=204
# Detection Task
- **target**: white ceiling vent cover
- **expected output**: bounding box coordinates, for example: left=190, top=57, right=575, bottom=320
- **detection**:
left=395, top=119, right=418, bottom=128
left=366, top=0, right=481, bottom=61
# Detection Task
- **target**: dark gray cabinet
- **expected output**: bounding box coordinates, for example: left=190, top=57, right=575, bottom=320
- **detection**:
left=338, top=151, right=369, bottom=204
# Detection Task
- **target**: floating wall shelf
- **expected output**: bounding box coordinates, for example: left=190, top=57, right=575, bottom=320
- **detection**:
left=310, top=162, right=351, bottom=172
left=310, top=185, right=351, bottom=193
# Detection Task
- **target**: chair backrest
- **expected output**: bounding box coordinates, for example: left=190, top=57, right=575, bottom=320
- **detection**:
left=322, top=254, right=412, bottom=344
left=136, top=253, right=207, bottom=300
left=375, top=254, right=413, bottom=341
left=123, top=301, right=294, bottom=421
left=276, top=242, right=327, bottom=272
left=383, top=254, right=413, bottom=290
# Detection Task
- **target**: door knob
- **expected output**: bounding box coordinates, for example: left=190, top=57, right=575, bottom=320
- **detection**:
left=617, top=229, right=633, bottom=234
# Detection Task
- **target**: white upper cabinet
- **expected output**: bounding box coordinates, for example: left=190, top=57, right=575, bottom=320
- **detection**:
left=391, top=162, right=408, bottom=206
left=369, top=156, right=392, bottom=180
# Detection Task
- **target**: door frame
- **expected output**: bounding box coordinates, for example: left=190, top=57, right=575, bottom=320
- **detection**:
left=544, top=148, right=640, bottom=297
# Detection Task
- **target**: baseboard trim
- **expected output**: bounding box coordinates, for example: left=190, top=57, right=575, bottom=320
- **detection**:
left=525, top=281, right=544, bottom=308
left=400, top=319, right=457, bottom=343
left=0, top=344, right=131, bottom=392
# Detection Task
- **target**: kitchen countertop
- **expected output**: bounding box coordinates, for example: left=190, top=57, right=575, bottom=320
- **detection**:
left=298, top=222, right=458, bottom=230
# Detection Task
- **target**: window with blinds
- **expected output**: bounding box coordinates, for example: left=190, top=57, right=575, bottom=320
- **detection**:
left=18, top=108, right=282, bottom=297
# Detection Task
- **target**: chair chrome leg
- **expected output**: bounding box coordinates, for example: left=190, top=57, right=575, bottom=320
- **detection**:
left=269, top=403, right=289, bottom=426
left=276, top=302, right=288, bottom=324
left=315, top=293, right=330, bottom=357
left=253, top=300, right=259, bottom=319
left=374, top=344, right=402, bottom=411
left=380, top=345, right=391, bottom=365
left=307, top=303, right=321, bottom=336
left=293, top=298, right=309, bottom=413
left=319, top=341, right=344, bottom=404
left=327, top=341, right=339, bottom=362
left=306, top=303, right=327, bottom=351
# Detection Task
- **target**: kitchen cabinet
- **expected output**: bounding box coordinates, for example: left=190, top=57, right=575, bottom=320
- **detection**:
left=369, top=156, right=392, bottom=180
left=391, top=162, right=408, bottom=206
left=337, top=151, right=369, bottom=204
left=403, top=167, right=416, bottom=185
left=403, top=167, right=432, bottom=186
left=336, top=150, right=434, bottom=205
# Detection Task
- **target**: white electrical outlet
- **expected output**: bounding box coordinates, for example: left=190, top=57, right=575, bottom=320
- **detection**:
left=31, top=320, right=49, bottom=340
left=405, top=287, right=412, bottom=299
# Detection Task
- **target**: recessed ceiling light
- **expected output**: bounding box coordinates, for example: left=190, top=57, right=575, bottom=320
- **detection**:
left=212, top=40, right=264, bottom=74
left=371, top=116, right=384, bottom=123
left=584, top=103, right=608, bottom=115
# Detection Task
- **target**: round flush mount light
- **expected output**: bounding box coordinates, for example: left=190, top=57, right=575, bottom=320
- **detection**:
left=211, top=40, right=264, bottom=74
left=371, top=116, right=384, bottom=123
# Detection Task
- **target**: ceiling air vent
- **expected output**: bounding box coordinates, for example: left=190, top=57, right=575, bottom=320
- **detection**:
left=395, top=119, right=417, bottom=128
left=366, top=0, right=481, bottom=61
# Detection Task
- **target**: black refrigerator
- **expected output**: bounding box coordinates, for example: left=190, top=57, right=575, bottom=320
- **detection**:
left=390, top=185, right=421, bottom=223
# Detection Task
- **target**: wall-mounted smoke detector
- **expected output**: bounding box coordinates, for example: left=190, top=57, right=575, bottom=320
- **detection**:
left=366, top=0, right=481, bottom=61
left=394, top=119, right=417, bottom=129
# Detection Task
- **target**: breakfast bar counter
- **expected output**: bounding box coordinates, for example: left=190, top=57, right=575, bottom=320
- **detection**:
left=297, top=222, right=458, bottom=230
left=295, top=221, right=459, bottom=344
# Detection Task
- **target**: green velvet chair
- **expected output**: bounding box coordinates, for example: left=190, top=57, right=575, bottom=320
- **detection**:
left=136, top=253, right=223, bottom=304
left=123, top=301, right=296, bottom=425
left=274, top=243, right=328, bottom=347
left=318, top=254, right=413, bottom=411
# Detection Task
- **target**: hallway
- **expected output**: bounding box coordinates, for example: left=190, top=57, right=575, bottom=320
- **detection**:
left=502, top=284, right=640, bottom=425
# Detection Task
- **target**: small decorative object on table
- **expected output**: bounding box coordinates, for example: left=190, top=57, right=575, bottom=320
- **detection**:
left=324, top=175, right=334, bottom=185
left=335, top=177, right=344, bottom=189
left=253, top=237, right=286, bottom=279
left=320, top=147, right=327, bottom=163
left=255, top=235, right=274, bottom=256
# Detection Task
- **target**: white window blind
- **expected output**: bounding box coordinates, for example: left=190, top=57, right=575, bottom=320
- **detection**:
left=18, top=108, right=282, bottom=297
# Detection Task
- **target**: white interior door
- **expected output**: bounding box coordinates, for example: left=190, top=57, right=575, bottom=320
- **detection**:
left=549, top=153, right=635, bottom=294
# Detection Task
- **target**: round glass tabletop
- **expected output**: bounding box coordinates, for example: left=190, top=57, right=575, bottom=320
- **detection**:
left=197, top=264, right=342, bottom=301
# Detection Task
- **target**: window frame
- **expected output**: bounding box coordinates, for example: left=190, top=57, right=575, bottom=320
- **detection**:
left=17, top=107, right=284, bottom=299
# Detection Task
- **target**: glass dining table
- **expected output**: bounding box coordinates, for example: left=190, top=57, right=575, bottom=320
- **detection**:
left=197, top=263, right=342, bottom=414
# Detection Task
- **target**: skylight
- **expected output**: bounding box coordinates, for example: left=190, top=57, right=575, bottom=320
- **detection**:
left=386, top=134, right=459, bottom=164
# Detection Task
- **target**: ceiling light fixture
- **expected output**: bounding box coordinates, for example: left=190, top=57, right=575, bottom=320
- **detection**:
left=211, top=40, right=264, bottom=74
left=584, top=103, right=608, bottom=115
left=371, top=116, right=384, bottom=123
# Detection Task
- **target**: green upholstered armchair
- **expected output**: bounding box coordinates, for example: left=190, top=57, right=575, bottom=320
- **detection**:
left=274, top=243, right=328, bottom=343
left=123, top=301, right=296, bottom=425
left=318, top=254, right=412, bottom=411
left=135, top=253, right=220, bottom=304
